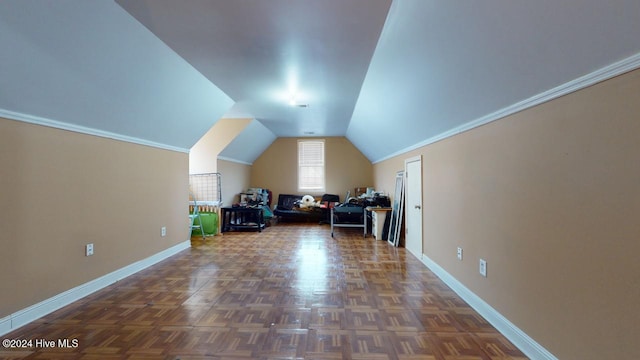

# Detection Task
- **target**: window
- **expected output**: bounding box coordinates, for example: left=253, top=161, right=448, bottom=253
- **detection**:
left=298, top=140, right=325, bottom=192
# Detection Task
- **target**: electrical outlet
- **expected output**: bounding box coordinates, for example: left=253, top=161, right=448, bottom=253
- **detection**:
left=457, top=247, right=463, bottom=260
left=85, top=243, right=94, bottom=256
left=161, top=227, right=167, bottom=237
left=479, top=258, right=487, bottom=277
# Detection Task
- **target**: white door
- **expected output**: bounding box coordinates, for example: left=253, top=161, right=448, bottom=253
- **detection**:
left=404, top=156, right=423, bottom=258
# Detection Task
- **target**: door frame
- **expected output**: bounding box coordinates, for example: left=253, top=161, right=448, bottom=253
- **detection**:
left=404, top=155, right=423, bottom=258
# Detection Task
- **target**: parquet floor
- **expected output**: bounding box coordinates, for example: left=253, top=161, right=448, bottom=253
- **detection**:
left=1, top=223, right=527, bottom=359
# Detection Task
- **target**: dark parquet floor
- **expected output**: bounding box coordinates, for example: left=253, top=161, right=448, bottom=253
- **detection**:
left=1, top=223, right=527, bottom=359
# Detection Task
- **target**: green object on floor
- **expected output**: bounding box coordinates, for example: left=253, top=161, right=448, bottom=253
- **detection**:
left=262, top=205, right=273, bottom=220
left=191, top=212, right=218, bottom=236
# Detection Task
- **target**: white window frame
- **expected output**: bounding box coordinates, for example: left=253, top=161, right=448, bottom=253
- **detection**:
left=298, top=139, right=325, bottom=192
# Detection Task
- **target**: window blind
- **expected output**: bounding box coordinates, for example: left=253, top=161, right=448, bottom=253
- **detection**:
left=298, top=140, right=325, bottom=191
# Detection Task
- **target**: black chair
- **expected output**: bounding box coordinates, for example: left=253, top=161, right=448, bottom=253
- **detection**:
left=319, top=194, right=340, bottom=224
left=321, top=194, right=340, bottom=203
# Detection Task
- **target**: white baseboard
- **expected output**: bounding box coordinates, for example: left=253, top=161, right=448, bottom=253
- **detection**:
left=420, top=254, right=558, bottom=360
left=0, top=240, right=191, bottom=337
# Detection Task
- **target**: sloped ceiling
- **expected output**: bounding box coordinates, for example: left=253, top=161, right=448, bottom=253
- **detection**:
left=115, top=0, right=391, bottom=139
left=2, top=1, right=640, bottom=163
left=0, top=0, right=233, bottom=151
left=348, top=0, right=640, bottom=162
left=219, top=120, right=277, bottom=165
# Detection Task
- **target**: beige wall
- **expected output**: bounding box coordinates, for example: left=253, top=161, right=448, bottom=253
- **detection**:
left=251, top=137, right=373, bottom=205
left=218, top=159, right=251, bottom=206
left=373, top=69, right=640, bottom=360
left=0, top=118, right=189, bottom=318
left=373, top=148, right=422, bottom=202
left=189, top=118, right=252, bottom=174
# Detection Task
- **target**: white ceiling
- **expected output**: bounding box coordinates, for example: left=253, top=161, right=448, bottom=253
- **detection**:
left=1, top=1, right=640, bottom=163
left=348, top=0, right=640, bottom=161
left=0, top=0, right=234, bottom=151
left=218, top=119, right=277, bottom=165
left=115, top=0, right=391, bottom=139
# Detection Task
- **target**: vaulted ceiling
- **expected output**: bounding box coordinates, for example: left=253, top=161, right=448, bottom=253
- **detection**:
left=1, top=1, right=640, bottom=163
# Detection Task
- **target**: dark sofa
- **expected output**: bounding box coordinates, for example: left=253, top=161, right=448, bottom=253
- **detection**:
left=273, top=194, right=339, bottom=222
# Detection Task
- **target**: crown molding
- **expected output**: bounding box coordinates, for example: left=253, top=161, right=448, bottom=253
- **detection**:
left=217, top=155, right=253, bottom=165
left=0, top=109, right=190, bottom=153
left=373, top=51, right=640, bottom=164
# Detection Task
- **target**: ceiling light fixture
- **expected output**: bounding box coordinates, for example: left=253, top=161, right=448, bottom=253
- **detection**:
left=288, top=93, right=309, bottom=108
